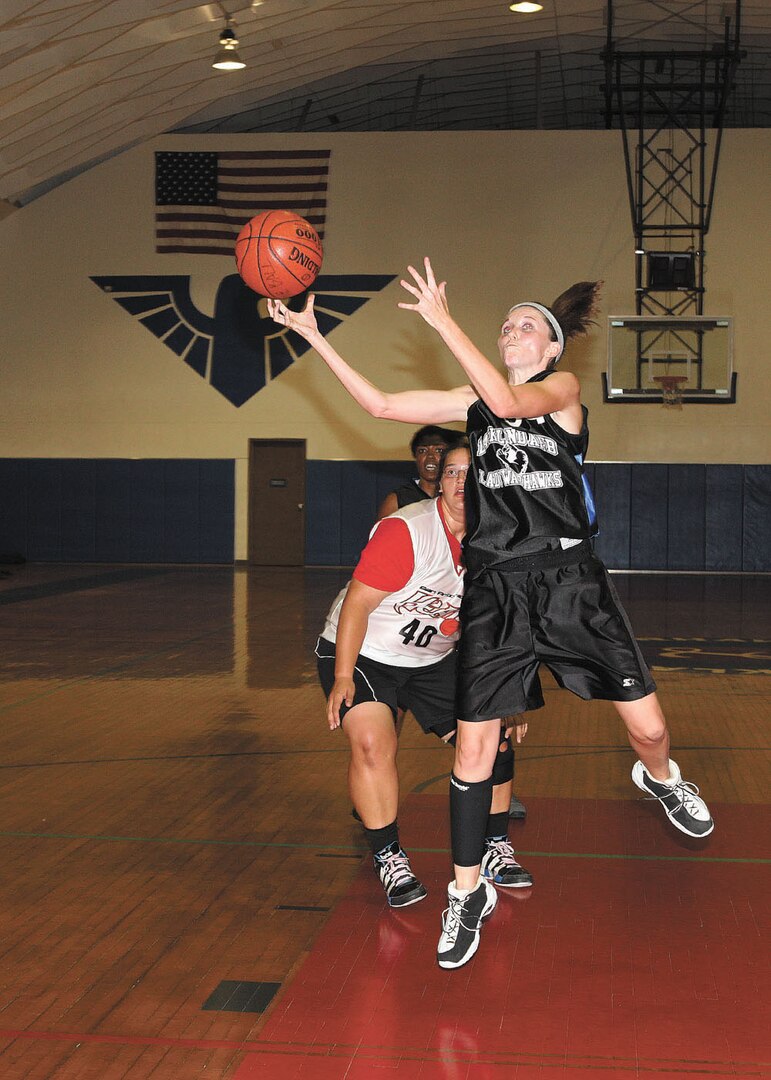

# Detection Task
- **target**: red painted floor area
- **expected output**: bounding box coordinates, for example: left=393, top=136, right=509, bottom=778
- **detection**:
left=234, top=796, right=769, bottom=1080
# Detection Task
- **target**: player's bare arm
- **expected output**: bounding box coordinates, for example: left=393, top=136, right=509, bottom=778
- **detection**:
left=398, top=258, right=581, bottom=422
left=377, top=492, right=400, bottom=520
left=268, top=293, right=472, bottom=424
left=328, top=580, right=390, bottom=730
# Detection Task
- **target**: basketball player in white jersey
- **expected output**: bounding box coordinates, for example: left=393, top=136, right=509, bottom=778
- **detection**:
left=375, top=425, right=528, bottom=821
left=316, top=445, right=531, bottom=908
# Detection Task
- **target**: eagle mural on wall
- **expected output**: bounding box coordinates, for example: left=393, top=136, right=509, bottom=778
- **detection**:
left=90, top=273, right=395, bottom=407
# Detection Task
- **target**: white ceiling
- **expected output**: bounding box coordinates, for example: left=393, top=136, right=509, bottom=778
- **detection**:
left=1, top=0, right=768, bottom=207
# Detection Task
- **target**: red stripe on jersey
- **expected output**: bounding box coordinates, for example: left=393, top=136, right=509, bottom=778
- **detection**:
left=436, top=498, right=463, bottom=571
left=353, top=518, right=414, bottom=592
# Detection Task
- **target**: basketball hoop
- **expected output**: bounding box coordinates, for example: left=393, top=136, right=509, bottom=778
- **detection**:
left=652, top=375, right=688, bottom=410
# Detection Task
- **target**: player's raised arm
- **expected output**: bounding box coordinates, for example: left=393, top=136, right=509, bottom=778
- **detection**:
left=398, top=258, right=578, bottom=420
left=267, top=294, right=472, bottom=425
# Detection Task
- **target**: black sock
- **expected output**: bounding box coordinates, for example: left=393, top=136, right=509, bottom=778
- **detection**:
left=450, top=773, right=493, bottom=869
left=485, top=810, right=509, bottom=841
left=364, top=820, right=399, bottom=856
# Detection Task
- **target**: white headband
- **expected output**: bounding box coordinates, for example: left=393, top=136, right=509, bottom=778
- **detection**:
left=508, top=302, right=564, bottom=360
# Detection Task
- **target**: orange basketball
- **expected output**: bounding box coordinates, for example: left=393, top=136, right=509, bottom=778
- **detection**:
left=234, top=210, right=323, bottom=298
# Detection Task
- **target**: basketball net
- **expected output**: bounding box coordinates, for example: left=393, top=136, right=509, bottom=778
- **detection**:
left=652, top=375, right=687, bottom=411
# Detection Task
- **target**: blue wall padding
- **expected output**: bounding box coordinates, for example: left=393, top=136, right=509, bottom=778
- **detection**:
left=305, top=460, right=415, bottom=566
left=0, top=458, right=767, bottom=570
left=95, top=461, right=133, bottom=561
left=305, top=460, right=343, bottom=565
left=199, top=461, right=236, bottom=563
left=667, top=465, right=706, bottom=571
left=0, top=459, right=234, bottom=564
left=304, top=460, right=769, bottom=571
left=705, top=465, right=744, bottom=571
left=60, top=460, right=96, bottom=561
left=743, top=466, right=771, bottom=572
left=592, top=463, right=631, bottom=569
left=339, top=461, right=383, bottom=564
left=630, top=464, right=669, bottom=570
left=26, top=460, right=63, bottom=561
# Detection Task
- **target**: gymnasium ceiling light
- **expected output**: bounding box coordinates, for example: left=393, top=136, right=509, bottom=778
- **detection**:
left=212, top=18, right=246, bottom=70
left=509, top=2, right=543, bottom=11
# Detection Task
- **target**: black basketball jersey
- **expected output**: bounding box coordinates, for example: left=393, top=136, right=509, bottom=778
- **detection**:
left=394, top=480, right=431, bottom=509
left=464, top=371, right=597, bottom=571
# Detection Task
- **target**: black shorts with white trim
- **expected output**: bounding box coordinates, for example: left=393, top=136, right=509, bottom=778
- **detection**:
left=456, top=546, right=656, bottom=722
left=315, top=637, right=457, bottom=736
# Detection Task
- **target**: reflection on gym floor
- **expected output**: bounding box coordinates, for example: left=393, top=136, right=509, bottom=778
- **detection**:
left=0, top=563, right=767, bottom=1078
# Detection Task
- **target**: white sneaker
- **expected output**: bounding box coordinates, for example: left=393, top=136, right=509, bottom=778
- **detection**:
left=437, top=878, right=497, bottom=969
left=631, top=759, right=714, bottom=837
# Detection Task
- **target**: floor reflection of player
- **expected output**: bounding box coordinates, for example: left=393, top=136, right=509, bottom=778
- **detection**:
left=316, top=445, right=532, bottom=908
left=271, top=265, right=713, bottom=969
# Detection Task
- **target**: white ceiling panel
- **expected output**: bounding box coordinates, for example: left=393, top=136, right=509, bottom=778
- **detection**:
left=0, top=0, right=767, bottom=206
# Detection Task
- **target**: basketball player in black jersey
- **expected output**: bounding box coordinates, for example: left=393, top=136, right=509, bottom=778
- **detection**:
left=267, top=259, right=713, bottom=970
left=376, top=424, right=529, bottom=821
left=377, top=426, right=464, bottom=520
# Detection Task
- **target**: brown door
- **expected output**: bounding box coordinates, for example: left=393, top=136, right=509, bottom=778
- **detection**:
left=248, top=439, right=306, bottom=565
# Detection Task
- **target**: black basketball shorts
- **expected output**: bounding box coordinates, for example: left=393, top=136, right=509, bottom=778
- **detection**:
left=456, top=550, right=656, bottom=722
left=315, top=637, right=457, bottom=738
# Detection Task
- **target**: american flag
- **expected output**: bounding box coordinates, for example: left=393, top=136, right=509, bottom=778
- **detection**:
left=154, top=149, right=331, bottom=255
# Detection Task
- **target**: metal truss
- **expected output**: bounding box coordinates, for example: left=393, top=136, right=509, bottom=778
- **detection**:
left=603, top=0, right=744, bottom=390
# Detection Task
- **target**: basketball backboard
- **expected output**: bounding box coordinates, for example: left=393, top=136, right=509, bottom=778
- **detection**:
left=602, top=316, right=736, bottom=404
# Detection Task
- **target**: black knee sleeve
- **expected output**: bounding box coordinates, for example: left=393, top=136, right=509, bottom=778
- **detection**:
left=449, top=772, right=493, bottom=868
left=492, top=732, right=514, bottom=786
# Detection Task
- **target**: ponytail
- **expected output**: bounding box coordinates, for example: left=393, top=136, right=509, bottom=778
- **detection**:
left=550, top=280, right=603, bottom=343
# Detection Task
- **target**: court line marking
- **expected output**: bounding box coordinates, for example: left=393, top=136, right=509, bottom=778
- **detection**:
left=0, top=829, right=766, bottom=864
left=0, top=1028, right=763, bottom=1074
left=0, top=744, right=765, bottom=771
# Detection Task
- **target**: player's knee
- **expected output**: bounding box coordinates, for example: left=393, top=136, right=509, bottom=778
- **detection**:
left=492, top=732, right=514, bottom=785
left=453, top=726, right=497, bottom=777
left=631, top=724, right=667, bottom=748
left=350, top=728, right=395, bottom=769
left=618, top=693, right=667, bottom=747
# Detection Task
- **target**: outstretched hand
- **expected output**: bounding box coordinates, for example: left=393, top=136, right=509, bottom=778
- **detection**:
left=267, top=293, right=318, bottom=339
left=397, top=257, right=451, bottom=331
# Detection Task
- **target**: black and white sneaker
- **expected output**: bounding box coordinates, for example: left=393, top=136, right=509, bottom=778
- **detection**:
left=631, top=759, right=714, bottom=837
left=437, top=878, right=497, bottom=969
left=481, top=836, right=534, bottom=888
left=508, top=794, right=527, bottom=820
left=373, top=842, right=428, bottom=908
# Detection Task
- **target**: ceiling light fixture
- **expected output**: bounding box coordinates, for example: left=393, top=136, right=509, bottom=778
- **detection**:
left=509, top=2, right=543, bottom=12
left=212, top=18, right=246, bottom=70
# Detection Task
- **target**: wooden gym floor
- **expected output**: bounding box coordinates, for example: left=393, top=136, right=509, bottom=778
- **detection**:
left=0, top=563, right=768, bottom=1079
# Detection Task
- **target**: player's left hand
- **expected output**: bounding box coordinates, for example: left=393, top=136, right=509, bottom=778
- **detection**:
left=504, top=720, right=528, bottom=744
left=327, top=676, right=355, bottom=730
left=397, top=257, right=450, bottom=330
left=267, top=293, right=318, bottom=339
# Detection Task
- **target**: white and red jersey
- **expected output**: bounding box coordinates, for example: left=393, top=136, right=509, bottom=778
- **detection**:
left=320, top=499, right=464, bottom=668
